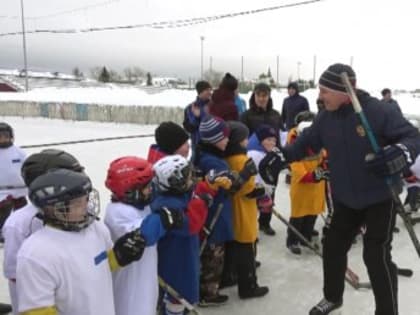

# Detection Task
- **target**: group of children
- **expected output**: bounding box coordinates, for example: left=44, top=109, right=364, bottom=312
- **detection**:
left=2, top=79, right=420, bottom=315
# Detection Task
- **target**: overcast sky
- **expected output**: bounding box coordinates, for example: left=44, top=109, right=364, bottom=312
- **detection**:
left=1, top=0, right=419, bottom=90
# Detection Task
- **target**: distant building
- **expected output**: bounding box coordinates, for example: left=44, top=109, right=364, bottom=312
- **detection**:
left=0, top=77, right=18, bottom=92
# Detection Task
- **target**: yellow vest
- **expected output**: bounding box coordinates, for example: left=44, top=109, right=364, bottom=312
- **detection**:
left=287, top=128, right=326, bottom=218
left=225, top=154, right=258, bottom=243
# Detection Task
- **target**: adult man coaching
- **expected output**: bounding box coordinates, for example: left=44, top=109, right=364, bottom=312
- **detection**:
left=259, top=63, right=420, bottom=315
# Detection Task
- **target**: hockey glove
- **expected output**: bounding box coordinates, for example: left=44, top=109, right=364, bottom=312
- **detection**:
left=239, top=158, right=258, bottom=181
left=404, top=186, right=420, bottom=212
left=205, top=169, right=233, bottom=191
left=245, top=184, right=266, bottom=199
left=365, top=144, right=411, bottom=177
left=259, top=148, right=288, bottom=186
left=313, top=167, right=330, bottom=182
left=257, top=195, right=273, bottom=214
left=112, top=229, right=146, bottom=267
left=157, top=207, right=184, bottom=230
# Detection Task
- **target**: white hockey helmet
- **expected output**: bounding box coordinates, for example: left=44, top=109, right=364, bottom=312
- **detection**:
left=153, top=154, right=193, bottom=194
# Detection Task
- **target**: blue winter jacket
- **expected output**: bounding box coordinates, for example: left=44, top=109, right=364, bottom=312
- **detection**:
left=247, top=133, right=265, bottom=153
left=284, top=90, right=420, bottom=209
left=182, top=97, right=210, bottom=148
left=235, top=95, right=247, bottom=116
left=281, top=93, right=309, bottom=130
left=150, top=193, right=200, bottom=304
left=195, top=144, right=234, bottom=244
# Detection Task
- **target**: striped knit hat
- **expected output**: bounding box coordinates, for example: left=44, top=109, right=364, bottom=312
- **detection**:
left=199, top=116, right=230, bottom=144
left=319, top=63, right=356, bottom=93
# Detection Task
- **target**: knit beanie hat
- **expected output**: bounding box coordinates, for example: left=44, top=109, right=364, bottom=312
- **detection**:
left=254, top=82, right=271, bottom=94
left=255, top=124, right=277, bottom=142
left=287, top=82, right=299, bottom=92
left=195, top=81, right=212, bottom=94
left=199, top=116, right=230, bottom=144
left=227, top=121, right=249, bottom=144
left=155, top=121, right=189, bottom=154
left=319, top=63, right=356, bottom=93
left=220, top=73, right=238, bottom=92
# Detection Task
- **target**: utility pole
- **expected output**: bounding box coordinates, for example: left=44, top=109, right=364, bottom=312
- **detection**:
left=350, top=56, right=354, bottom=67
left=200, top=36, right=205, bottom=79
left=276, top=55, right=279, bottom=87
left=241, top=56, right=244, bottom=82
left=20, top=0, right=29, bottom=91
left=297, top=61, right=301, bottom=81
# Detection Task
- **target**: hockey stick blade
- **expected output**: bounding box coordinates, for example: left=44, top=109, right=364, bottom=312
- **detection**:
left=272, top=209, right=369, bottom=290
left=397, top=268, right=413, bottom=277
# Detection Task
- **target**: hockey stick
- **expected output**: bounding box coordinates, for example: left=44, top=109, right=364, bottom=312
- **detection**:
left=0, top=185, right=26, bottom=190
left=158, top=277, right=201, bottom=315
left=20, top=134, right=154, bottom=149
left=341, top=72, right=420, bottom=259
left=200, top=203, right=223, bottom=255
left=272, top=208, right=371, bottom=290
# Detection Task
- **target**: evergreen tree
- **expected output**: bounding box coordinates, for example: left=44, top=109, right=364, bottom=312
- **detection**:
left=146, top=72, right=153, bottom=86
left=98, top=66, right=110, bottom=83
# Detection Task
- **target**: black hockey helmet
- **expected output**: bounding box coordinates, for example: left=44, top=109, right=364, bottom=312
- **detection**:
left=294, top=111, right=316, bottom=126
left=21, top=149, right=84, bottom=186
left=29, top=169, right=98, bottom=231
left=0, top=122, right=14, bottom=148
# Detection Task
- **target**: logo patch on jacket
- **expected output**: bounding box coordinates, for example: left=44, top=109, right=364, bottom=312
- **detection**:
left=356, top=125, right=366, bottom=137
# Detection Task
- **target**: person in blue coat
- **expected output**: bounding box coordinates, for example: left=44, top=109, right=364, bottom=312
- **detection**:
left=194, top=115, right=233, bottom=306
left=146, top=154, right=231, bottom=315
left=259, top=64, right=420, bottom=315
left=281, top=82, right=310, bottom=130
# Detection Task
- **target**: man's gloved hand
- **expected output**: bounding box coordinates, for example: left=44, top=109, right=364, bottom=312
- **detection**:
left=313, top=167, right=330, bottom=182
left=259, top=148, right=288, bottom=185
left=157, top=207, right=184, bottom=230
left=239, top=158, right=258, bottom=181
left=206, top=169, right=233, bottom=191
left=257, top=195, right=273, bottom=213
left=365, top=144, right=411, bottom=177
left=113, top=229, right=146, bottom=267
left=404, top=186, right=420, bottom=212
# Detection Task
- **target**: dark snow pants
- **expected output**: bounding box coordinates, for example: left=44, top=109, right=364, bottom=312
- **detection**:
left=323, top=198, right=398, bottom=315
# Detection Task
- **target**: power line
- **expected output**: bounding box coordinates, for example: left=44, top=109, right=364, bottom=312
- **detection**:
left=0, top=0, right=121, bottom=21
left=0, top=0, right=324, bottom=37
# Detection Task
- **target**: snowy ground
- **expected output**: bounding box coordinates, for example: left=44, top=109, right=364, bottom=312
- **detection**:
left=1, top=117, right=420, bottom=315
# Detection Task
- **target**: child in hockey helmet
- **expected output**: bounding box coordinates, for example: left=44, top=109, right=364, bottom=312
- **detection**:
left=153, top=154, right=194, bottom=194
left=29, top=169, right=99, bottom=231
left=0, top=122, right=14, bottom=148
left=105, top=156, right=154, bottom=206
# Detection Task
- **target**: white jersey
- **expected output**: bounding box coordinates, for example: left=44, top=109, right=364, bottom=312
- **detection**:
left=0, top=145, right=27, bottom=201
left=104, top=202, right=158, bottom=315
left=17, top=221, right=115, bottom=315
left=2, top=202, right=43, bottom=315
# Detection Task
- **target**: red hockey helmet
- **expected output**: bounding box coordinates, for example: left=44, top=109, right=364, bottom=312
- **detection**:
left=105, top=156, right=154, bottom=203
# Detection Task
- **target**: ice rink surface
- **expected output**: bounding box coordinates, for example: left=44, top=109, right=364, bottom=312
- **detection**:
left=1, top=117, right=419, bottom=315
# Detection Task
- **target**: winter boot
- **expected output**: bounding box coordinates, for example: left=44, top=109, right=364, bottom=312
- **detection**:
left=309, top=298, right=343, bottom=315
left=198, top=294, right=229, bottom=307
left=239, top=284, right=269, bottom=299
left=0, top=303, right=12, bottom=315
left=287, top=243, right=302, bottom=255
left=259, top=224, right=276, bottom=236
